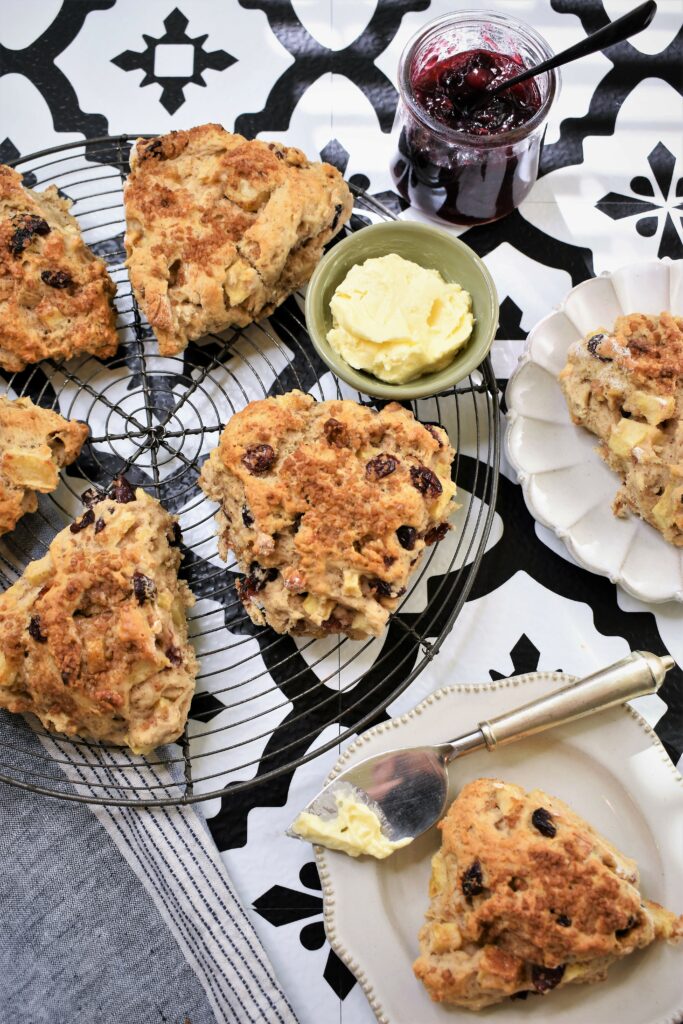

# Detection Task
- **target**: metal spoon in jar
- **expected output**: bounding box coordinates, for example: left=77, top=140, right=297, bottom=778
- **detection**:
left=467, top=0, right=657, bottom=112
left=288, top=651, right=674, bottom=852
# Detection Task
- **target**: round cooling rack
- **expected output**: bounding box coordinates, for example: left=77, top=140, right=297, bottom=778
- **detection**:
left=0, top=135, right=500, bottom=807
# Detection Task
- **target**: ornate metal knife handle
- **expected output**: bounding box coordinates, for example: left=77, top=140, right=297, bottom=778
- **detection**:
left=475, top=651, right=673, bottom=750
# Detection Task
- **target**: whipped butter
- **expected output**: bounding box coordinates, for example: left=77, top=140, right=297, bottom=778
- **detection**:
left=291, top=789, right=412, bottom=859
left=327, top=253, right=474, bottom=384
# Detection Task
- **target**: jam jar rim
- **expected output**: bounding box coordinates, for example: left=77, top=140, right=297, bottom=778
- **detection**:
left=398, top=9, right=560, bottom=148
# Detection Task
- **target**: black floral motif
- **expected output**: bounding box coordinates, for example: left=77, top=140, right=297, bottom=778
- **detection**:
left=0, top=139, right=37, bottom=188
left=319, top=139, right=409, bottom=218
left=543, top=2, right=683, bottom=174
left=489, top=634, right=555, bottom=680
left=595, top=143, right=683, bottom=259
left=235, top=0, right=430, bottom=137
left=112, top=8, right=236, bottom=114
left=0, top=2, right=113, bottom=139
left=459, top=209, right=595, bottom=294
left=319, top=139, right=350, bottom=174
left=0, top=138, right=20, bottom=165
left=253, top=863, right=357, bottom=999
left=189, top=691, right=226, bottom=724
left=496, top=298, right=527, bottom=342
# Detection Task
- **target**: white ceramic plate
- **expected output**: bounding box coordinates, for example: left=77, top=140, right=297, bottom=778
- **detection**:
left=315, top=674, right=683, bottom=1024
left=505, top=259, right=683, bottom=603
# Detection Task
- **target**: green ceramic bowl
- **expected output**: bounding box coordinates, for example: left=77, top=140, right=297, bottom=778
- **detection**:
left=304, top=221, right=499, bottom=400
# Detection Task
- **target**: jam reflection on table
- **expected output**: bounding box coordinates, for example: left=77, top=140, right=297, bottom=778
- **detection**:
left=392, top=48, right=544, bottom=225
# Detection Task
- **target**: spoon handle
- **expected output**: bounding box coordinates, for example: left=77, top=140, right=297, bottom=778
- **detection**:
left=448, top=651, right=673, bottom=756
left=488, top=0, right=657, bottom=95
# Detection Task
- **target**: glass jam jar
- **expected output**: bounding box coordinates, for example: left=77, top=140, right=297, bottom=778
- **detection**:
left=390, top=11, right=560, bottom=226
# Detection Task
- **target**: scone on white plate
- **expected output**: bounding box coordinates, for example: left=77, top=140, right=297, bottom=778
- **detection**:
left=414, top=778, right=682, bottom=1010
left=124, top=124, right=353, bottom=354
left=0, top=395, right=88, bottom=535
left=559, top=311, right=683, bottom=546
left=0, top=478, right=198, bottom=754
left=198, top=390, right=457, bottom=640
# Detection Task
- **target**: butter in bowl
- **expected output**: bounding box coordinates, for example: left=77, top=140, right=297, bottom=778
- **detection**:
left=304, top=221, right=498, bottom=400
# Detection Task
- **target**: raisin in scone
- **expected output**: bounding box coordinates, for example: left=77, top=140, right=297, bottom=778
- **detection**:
left=198, top=390, right=456, bottom=639
left=0, top=164, right=118, bottom=372
left=0, top=395, right=88, bottom=535
left=559, top=312, right=683, bottom=546
left=413, top=778, right=682, bottom=1011
left=0, top=477, right=197, bottom=754
left=124, top=124, right=353, bottom=355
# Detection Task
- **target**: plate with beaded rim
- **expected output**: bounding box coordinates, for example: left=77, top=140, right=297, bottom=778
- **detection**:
left=505, top=259, right=683, bottom=603
left=314, top=673, right=683, bottom=1024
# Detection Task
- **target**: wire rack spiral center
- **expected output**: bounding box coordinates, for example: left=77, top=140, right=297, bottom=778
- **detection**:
left=0, top=136, right=500, bottom=807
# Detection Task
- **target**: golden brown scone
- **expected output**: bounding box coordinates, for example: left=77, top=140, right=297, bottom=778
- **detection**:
left=0, top=395, right=88, bottom=535
left=0, top=478, right=198, bottom=754
left=198, top=390, right=457, bottom=639
left=0, top=164, right=118, bottom=372
left=413, top=778, right=683, bottom=1011
left=559, top=312, right=683, bottom=545
left=123, top=124, right=353, bottom=355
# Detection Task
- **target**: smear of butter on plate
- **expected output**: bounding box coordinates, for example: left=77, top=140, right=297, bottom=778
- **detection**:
left=291, top=789, right=412, bottom=859
left=327, top=253, right=474, bottom=385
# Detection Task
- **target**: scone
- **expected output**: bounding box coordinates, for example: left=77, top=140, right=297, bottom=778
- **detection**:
left=0, top=164, right=118, bottom=372
left=198, top=390, right=457, bottom=639
left=123, top=124, right=353, bottom=355
left=0, top=395, right=88, bottom=535
left=0, top=477, right=198, bottom=754
left=559, top=312, right=683, bottom=545
left=413, top=778, right=682, bottom=1010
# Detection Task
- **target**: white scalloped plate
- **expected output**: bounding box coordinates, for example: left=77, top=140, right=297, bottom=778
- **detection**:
left=315, top=674, right=683, bottom=1024
left=505, top=259, right=683, bottom=603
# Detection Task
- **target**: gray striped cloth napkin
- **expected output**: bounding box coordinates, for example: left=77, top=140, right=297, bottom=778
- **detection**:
left=0, top=719, right=298, bottom=1024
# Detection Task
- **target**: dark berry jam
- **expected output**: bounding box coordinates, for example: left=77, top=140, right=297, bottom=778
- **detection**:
left=392, top=39, right=552, bottom=225
left=411, top=49, right=541, bottom=136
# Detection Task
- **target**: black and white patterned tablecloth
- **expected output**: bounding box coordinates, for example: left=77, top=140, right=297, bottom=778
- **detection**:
left=1, top=2, right=682, bottom=1021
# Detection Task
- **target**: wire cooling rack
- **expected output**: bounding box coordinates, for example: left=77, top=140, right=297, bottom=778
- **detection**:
left=0, top=135, right=500, bottom=806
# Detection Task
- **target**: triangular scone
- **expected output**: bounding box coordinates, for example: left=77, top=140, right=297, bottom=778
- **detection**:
left=124, top=124, right=353, bottom=355
left=0, top=164, right=118, bottom=372
left=0, top=395, right=88, bottom=535
left=414, top=778, right=682, bottom=1011
left=0, top=479, right=198, bottom=754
